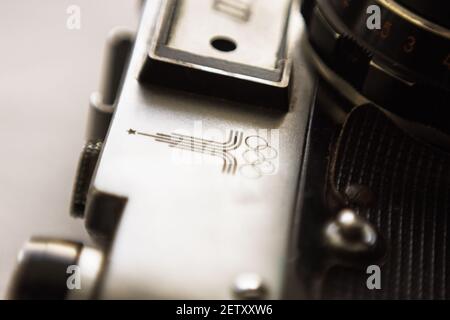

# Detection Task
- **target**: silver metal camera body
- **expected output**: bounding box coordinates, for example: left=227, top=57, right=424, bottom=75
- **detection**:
left=9, top=0, right=315, bottom=299
left=88, top=0, right=313, bottom=300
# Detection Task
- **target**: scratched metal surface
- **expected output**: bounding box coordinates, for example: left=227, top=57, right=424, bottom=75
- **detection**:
left=0, top=0, right=138, bottom=299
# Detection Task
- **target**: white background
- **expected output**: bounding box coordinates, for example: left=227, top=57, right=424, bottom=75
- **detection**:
left=0, top=0, right=139, bottom=298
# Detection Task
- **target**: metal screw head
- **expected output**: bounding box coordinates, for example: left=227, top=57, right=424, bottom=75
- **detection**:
left=232, top=273, right=266, bottom=299
left=324, top=209, right=378, bottom=254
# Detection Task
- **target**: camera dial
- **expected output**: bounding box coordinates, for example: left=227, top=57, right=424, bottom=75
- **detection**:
left=302, top=0, right=450, bottom=133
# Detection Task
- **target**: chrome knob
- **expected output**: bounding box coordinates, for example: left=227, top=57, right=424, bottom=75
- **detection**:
left=7, top=238, right=103, bottom=300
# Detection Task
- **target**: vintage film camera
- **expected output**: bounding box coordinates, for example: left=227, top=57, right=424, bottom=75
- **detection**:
left=8, top=0, right=450, bottom=299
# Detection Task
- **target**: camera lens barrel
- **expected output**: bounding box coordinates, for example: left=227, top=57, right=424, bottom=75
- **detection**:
left=302, top=0, right=450, bottom=132
left=395, top=0, right=450, bottom=29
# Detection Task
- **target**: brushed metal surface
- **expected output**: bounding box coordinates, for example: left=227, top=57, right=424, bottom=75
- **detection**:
left=91, top=0, right=314, bottom=299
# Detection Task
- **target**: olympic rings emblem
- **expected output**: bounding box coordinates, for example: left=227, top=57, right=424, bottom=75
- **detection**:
left=240, top=136, right=278, bottom=179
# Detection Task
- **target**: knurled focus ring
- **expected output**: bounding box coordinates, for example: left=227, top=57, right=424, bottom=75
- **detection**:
left=301, top=0, right=450, bottom=133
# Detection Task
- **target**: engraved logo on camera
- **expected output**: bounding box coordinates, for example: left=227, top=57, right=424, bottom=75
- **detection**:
left=127, top=128, right=279, bottom=178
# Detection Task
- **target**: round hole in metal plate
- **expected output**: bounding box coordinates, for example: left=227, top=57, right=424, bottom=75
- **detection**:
left=210, top=36, right=237, bottom=52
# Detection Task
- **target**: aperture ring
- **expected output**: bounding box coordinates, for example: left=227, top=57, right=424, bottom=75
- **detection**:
left=302, top=0, right=450, bottom=133
left=316, top=0, right=450, bottom=90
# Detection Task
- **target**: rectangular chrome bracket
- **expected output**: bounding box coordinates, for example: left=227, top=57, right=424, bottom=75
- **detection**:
left=139, top=0, right=293, bottom=110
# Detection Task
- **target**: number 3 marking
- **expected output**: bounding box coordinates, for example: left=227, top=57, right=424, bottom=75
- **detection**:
left=403, top=36, right=416, bottom=53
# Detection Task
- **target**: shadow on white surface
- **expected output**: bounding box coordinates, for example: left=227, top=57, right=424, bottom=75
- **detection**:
left=0, top=0, right=139, bottom=299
